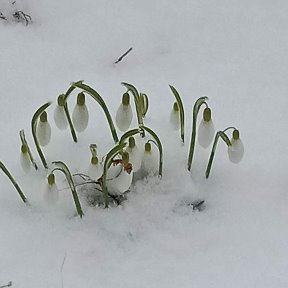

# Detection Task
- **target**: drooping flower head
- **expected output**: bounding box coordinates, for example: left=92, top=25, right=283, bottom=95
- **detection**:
left=72, top=92, right=89, bottom=132
left=36, top=111, right=51, bottom=147
left=198, top=107, right=215, bottom=148
left=228, top=129, right=244, bottom=164
left=54, top=94, right=68, bottom=130
left=116, top=92, right=133, bottom=132
left=169, top=102, right=180, bottom=130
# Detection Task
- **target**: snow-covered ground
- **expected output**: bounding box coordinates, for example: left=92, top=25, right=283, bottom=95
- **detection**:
left=1, top=0, right=288, bottom=287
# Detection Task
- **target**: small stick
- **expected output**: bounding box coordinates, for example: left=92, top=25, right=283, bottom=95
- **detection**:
left=115, top=47, right=133, bottom=64
left=60, top=253, right=67, bottom=288
left=0, top=281, right=12, bottom=288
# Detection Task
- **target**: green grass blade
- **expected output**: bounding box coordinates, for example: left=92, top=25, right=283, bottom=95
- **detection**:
left=187, top=96, right=208, bottom=171
left=19, top=129, right=38, bottom=170
left=169, top=85, right=185, bottom=143
left=70, top=81, right=119, bottom=143
left=52, top=161, right=84, bottom=217
left=141, top=126, right=163, bottom=177
left=0, top=161, right=27, bottom=204
left=31, top=102, right=52, bottom=169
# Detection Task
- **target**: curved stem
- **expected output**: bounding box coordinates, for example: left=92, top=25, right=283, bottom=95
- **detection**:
left=64, top=81, right=119, bottom=143
left=31, top=102, right=52, bottom=169
left=169, top=85, right=185, bottom=143
left=141, top=126, right=163, bottom=177
left=205, top=131, right=232, bottom=179
left=19, top=129, right=38, bottom=170
left=223, top=126, right=237, bottom=133
left=0, top=161, right=27, bottom=204
left=119, top=128, right=141, bottom=145
left=52, top=161, right=83, bottom=217
left=121, top=82, right=145, bottom=137
left=102, top=142, right=126, bottom=208
left=187, top=96, right=208, bottom=172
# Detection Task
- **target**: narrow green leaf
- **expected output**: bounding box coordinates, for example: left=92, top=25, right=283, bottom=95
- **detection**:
left=169, top=85, right=185, bottom=143
left=31, top=102, right=52, bottom=169
left=0, top=161, right=27, bottom=204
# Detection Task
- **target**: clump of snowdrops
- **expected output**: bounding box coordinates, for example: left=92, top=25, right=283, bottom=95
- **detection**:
left=1, top=81, right=244, bottom=217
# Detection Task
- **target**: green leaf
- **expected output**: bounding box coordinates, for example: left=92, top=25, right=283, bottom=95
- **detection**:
left=0, top=161, right=27, bottom=204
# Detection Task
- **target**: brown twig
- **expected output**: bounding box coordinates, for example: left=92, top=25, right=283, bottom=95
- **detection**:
left=115, top=47, right=133, bottom=64
left=0, top=281, right=12, bottom=288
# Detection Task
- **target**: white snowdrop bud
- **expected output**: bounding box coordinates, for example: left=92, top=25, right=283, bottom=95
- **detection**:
left=43, top=173, right=59, bottom=205
left=142, top=142, right=157, bottom=174
left=169, top=102, right=180, bottom=130
left=228, top=129, right=244, bottom=164
left=198, top=107, right=215, bottom=148
left=72, top=93, right=89, bottom=132
left=54, top=95, right=68, bottom=130
left=20, top=144, right=31, bottom=172
left=36, top=111, right=51, bottom=146
left=87, top=156, right=103, bottom=180
left=116, top=93, right=133, bottom=132
left=107, top=152, right=133, bottom=195
left=125, top=137, right=142, bottom=172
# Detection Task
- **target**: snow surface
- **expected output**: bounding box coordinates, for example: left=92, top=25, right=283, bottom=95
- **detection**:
left=1, top=0, right=288, bottom=287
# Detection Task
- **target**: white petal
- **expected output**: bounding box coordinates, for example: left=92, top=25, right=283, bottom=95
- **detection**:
left=43, top=183, right=59, bottom=205
left=20, top=152, right=31, bottom=172
left=107, top=165, right=133, bottom=195
left=169, top=109, right=180, bottom=130
left=142, top=151, right=158, bottom=175
left=228, top=138, right=244, bottom=164
left=72, top=104, right=89, bottom=132
left=54, top=105, right=68, bottom=130
left=36, top=121, right=51, bottom=146
left=116, top=104, right=132, bottom=132
left=126, top=146, right=142, bottom=172
left=198, top=120, right=215, bottom=148
left=87, top=163, right=103, bottom=180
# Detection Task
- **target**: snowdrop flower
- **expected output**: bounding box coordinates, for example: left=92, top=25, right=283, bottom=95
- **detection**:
left=87, top=156, right=103, bottom=181
left=20, top=144, right=31, bottom=172
left=228, top=129, right=244, bottom=164
left=54, top=94, right=68, bottom=130
left=142, top=142, right=158, bottom=175
left=43, top=173, right=59, bottom=205
left=107, top=152, right=133, bottom=195
left=72, top=92, right=89, bottom=132
left=198, top=107, right=215, bottom=148
left=125, top=137, right=142, bottom=173
left=116, top=92, right=132, bottom=132
left=36, top=111, right=51, bottom=146
left=169, top=102, right=180, bottom=130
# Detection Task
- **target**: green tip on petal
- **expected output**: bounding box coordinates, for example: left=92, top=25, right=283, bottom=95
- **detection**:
left=233, top=129, right=240, bottom=140
left=40, top=111, right=48, bottom=122
left=21, top=144, right=28, bottom=154
left=122, top=92, right=130, bottom=106
left=77, top=92, right=86, bottom=106
left=91, top=156, right=99, bottom=165
left=128, top=136, right=136, bottom=148
left=57, top=94, right=65, bottom=107
left=122, top=151, right=129, bottom=163
left=173, top=102, right=179, bottom=111
left=145, top=142, right=151, bottom=152
left=48, top=173, right=55, bottom=185
left=203, top=107, right=211, bottom=122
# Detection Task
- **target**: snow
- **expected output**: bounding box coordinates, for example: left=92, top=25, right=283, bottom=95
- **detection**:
left=1, top=0, right=288, bottom=287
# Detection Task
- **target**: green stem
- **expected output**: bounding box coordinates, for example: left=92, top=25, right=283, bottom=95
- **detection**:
left=187, top=97, right=208, bottom=172
left=52, top=161, right=84, bottom=217
left=64, top=81, right=119, bottom=143
left=205, top=131, right=231, bottom=179
left=31, top=102, right=52, bottom=169
left=121, top=82, right=145, bottom=137
left=102, top=142, right=126, bottom=208
left=0, top=161, right=27, bottom=204
left=119, top=128, right=141, bottom=145
left=19, top=129, right=38, bottom=170
left=141, top=126, right=163, bottom=177
left=169, top=85, right=185, bottom=143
